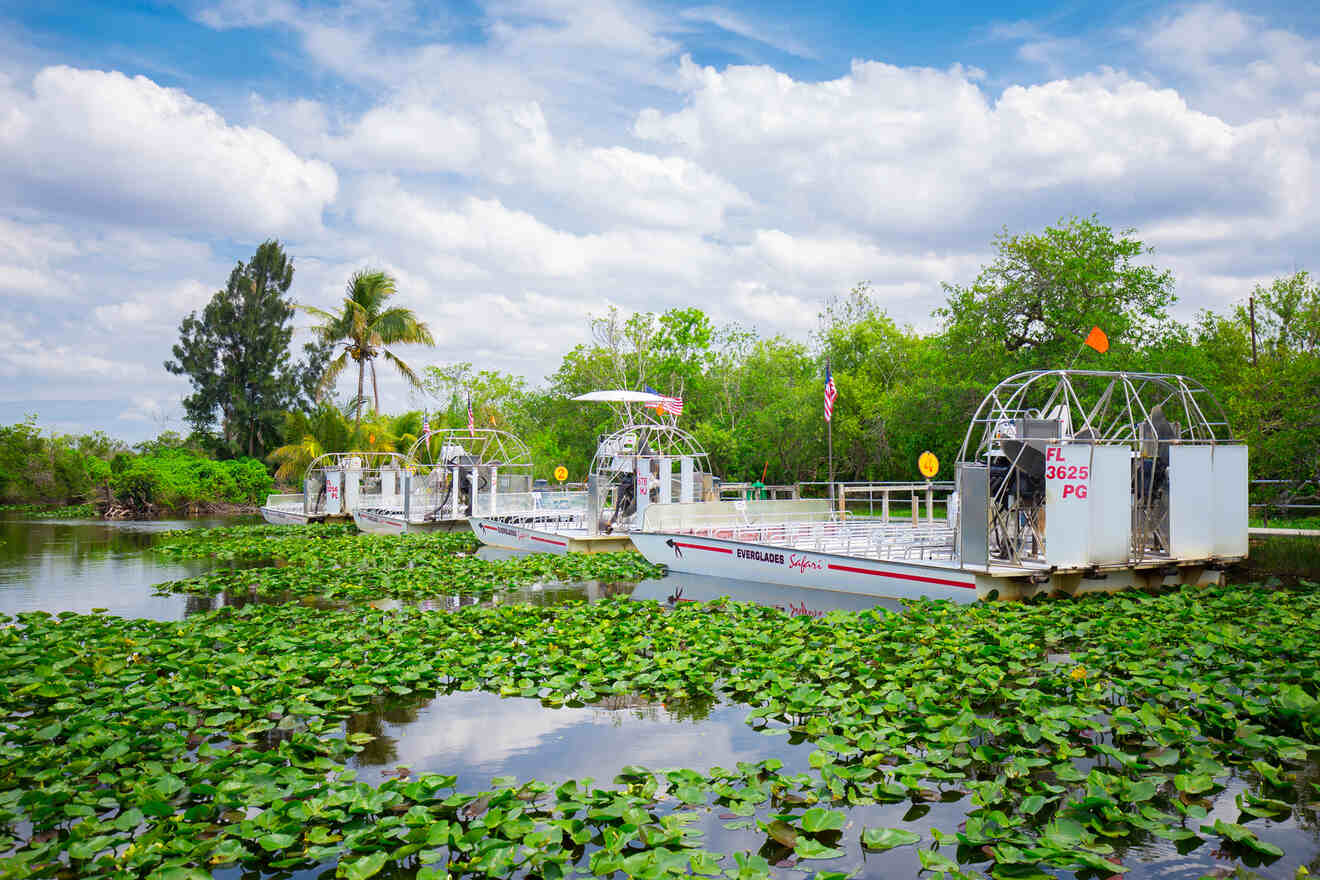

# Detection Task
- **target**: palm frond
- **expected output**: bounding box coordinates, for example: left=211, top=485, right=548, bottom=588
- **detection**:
left=267, top=435, right=323, bottom=483
left=347, top=270, right=397, bottom=313
left=383, top=348, right=424, bottom=390
left=316, top=351, right=351, bottom=400
left=372, top=307, right=435, bottom=346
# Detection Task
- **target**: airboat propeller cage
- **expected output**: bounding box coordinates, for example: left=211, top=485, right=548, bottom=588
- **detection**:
left=953, top=370, right=1247, bottom=571
left=302, top=451, right=410, bottom=517
left=403, top=428, right=535, bottom=520
left=586, top=423, right=713, bottom=533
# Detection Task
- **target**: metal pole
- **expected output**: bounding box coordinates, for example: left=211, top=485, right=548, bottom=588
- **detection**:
left=827, top=357, right=834, bottom=512
left=1249, top=295, right=1258, bottom=367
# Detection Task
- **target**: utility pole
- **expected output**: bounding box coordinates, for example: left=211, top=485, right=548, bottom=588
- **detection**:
left=1249, top=295, right=1258, bottom=367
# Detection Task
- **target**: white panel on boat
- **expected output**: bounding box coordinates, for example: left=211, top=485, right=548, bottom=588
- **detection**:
left=1212, top=445, right=1249, bottom=557
left=679, top=456, right=694, bottom=503
left=344, top=457, right=362, bottom=512
left=1088, top=446, right=1131, bottom=564
left=658, top=457, right=672, bottom=504
left=324, top=470, right=343, bottom=515
left=381, top=468, right=397, bottom=507
left=1168, top=446, right=1214, bottom=558
left=955, top=463, right=987, bottom=567
left=1045, top=444, right=1092, bottom=568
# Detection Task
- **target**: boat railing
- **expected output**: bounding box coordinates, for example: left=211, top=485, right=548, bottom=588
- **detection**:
left=718, top=483, right=801, bottom=501
left=264, top=493, right=304, bottom=509
left=657, top=507, right=956, bottom=561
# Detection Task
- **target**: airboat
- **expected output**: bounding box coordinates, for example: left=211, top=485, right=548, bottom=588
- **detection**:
left=630, top=370, right=1249, bottom=602
left=351, top=428, right=551, bottom=536
left=260, top=451, right=410, bottom=525
left=470, top=391, right=718, bottom=554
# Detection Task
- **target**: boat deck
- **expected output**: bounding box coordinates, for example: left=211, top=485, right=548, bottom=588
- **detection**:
left=669, top=516, right=959, bottom=566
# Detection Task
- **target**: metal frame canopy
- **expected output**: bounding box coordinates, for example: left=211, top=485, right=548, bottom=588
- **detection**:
left=301, top=451, right=411, bottom=517
left=305, top=450, right=408, bottom=475
left=587, top=422, right=711, bottom=479
left=958, top=369, right=1234, bottom=464
left=405, top=427, right=533, bottom=473
left=954, top=370, right=1241, bottom=569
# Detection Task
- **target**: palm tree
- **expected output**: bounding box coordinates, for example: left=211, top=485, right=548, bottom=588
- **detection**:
left=301, top=270, right=435, bottom=425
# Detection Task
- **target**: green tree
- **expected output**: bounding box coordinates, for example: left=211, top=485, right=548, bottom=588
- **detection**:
left=302, top=270, right=435, bottom=425
left=1221, top=272, right=1320, bottom=485
left=164, top=240, right=327, bottom=458
left=937, top=216, right=1176, bottom=375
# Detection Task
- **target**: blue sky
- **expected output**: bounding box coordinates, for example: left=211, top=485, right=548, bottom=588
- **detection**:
left=2, top=0, right=1318, bottom=439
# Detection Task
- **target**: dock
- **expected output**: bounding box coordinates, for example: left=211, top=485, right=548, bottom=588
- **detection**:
left=1249, top=527, right=1320, bottom=537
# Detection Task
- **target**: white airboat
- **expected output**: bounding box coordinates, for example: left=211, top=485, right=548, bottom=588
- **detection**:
left=352, top=428, right=563, bottom=536
left=260, top=451, right=409, bottom=525
left=629, top=370, right=1249, bottom=603
left=470, top=391, right=719, bottom=554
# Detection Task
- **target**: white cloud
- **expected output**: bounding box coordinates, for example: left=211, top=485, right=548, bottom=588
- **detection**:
left=1136, top=3, right=1320, bottom=122
left=5, top=2, right=1320, bottom=439
left=93, top=280, right=213, bottom=332
left=678, top=6, right=816, bottom=59
left=0, top=67, right=338, bottom=238
left=634, top=56, right=1318, bottom=242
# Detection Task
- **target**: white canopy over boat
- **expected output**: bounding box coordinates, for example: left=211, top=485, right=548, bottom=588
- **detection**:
left=571, top=390, right=669, bottom=404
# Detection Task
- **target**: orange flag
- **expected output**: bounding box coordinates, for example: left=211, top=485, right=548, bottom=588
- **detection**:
left=1084, top=326, right=1109, bottom=353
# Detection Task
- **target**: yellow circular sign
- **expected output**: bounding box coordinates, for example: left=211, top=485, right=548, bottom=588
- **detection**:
left=554, top=465, right=568, bottom=482
left=918, top=451, right=939, bottom=479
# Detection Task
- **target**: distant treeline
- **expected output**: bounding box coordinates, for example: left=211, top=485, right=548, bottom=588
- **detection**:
left=0, top=423, right=270, bottom=512
left=5, top=217, right=1317, bottom=514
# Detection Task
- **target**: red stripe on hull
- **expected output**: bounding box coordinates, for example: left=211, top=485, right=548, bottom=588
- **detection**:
left=826, top=563, right=975, bottom=590
left=674, top=542, right=733, bottom=554
left=531, top=535, right=568, bottom=547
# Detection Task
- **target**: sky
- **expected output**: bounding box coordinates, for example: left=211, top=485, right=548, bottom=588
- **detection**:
left=1, top=0, right=1318, bottom=441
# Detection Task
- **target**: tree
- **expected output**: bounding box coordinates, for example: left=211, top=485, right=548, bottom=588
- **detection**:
left=302, top=270, right=435, bottom=425
left=937, top=217, right=1176, bottom=374
left=165, top=240, right=327, bottom=459
left=1220, top=272, right=1320, bottom=485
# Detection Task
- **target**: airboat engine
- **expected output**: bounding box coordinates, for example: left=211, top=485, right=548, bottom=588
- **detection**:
left=444, top=452, right=494, bottom=516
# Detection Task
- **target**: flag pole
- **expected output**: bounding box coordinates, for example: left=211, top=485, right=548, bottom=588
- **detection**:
left=827, top=357, right=834, bottom=509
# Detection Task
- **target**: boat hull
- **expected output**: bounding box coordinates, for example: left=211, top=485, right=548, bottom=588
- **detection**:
left=260, top=506, right=320, bottom=526
left=630, top=532, right=1229, bottom=603
left=470, top=518, right=635, bottom=554
left=629, top=531, right=984, bottom=603
left=352, top=509, right=471, bottom=536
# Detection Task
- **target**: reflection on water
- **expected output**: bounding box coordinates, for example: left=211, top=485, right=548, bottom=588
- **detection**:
left=339, top=684, right=1320, bottom=880
left=346, top=687, right=805, bottom=791
left=0, top=515, right=250, bottom=620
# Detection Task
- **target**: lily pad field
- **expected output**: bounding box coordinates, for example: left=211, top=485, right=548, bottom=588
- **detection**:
left=1, top=521, right=1319, bottom=880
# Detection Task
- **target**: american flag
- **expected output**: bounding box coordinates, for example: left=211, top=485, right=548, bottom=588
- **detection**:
left=467, top=395, right=475, bottom=431
left=645, top=385, right=684, bottom=417
left=823, top=364, right=837, bottom=422
left=422, top=416, right=431, bottom=438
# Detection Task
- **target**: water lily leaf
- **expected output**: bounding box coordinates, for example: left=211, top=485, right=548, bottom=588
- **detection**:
left=1200, top=820, right=1283, bottom=857
left=765, top=820, right=798, bottom=848
left=801, top=808, right=846, bottom=833
left=1173, top=773, right=1216, bottom=795
left=1019, top=795, right=1047, bottom=815
left=338, top=851, right=389, bottom=879
left=917, top=847, right=961, bottom=874
left=794, top=838, right=844, bottom=860
left=860, top=827, right=920, bottom=851
left=257, top=833, right=297, bottom=852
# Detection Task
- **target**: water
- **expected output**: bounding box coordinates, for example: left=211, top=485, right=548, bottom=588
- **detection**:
left=0, top=516, right=906, bottom=620
left=0, top=514, right=251, bottom=619
left=345, top=689, right=809, bottom=789
left=3, top=517, right=1318, bottom=879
